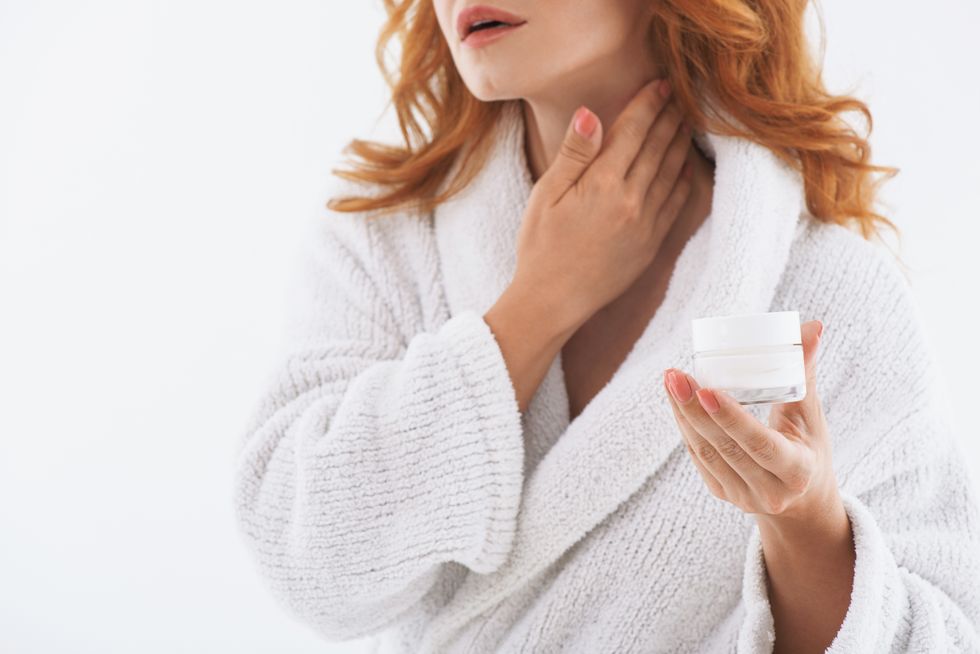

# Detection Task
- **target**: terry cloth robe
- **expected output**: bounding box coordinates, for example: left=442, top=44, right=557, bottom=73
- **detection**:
left=233, top=98, right=980, bottom=653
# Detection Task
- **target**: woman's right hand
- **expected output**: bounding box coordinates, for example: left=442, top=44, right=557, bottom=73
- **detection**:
left=512, top=77, right=694, bottom=329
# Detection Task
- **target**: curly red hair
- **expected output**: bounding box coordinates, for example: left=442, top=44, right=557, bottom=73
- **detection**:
left=327, top=0, right=900, bottom=247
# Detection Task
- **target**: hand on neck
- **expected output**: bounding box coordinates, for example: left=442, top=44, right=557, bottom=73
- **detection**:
left=520, top=79, right=716, bottom=261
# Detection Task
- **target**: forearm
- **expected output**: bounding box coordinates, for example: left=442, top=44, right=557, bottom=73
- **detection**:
left=484, top=282, right=584, bottom=414
left=755, top=487, right=856, bottom=654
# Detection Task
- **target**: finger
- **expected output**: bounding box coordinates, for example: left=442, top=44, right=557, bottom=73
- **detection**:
left=769, top=319, right=825, bottom=436
left=541, top=105, right=605, bottom=195
left=624, top=99, right=687, bottom=199
left=663, top=368, right=726, bottom=493
left=682, top=429, right=728, bottom=500
left=694, top=384, right=812, bottom=492
left=592, top=78, right=672, bottom=180
left=664, top=369, right=746, bottom=497
left=643, top=146, right=693, bottom=246
left=796, top=319, right=823, bottom=418
left=672, top=397, right=732, bottom=500
left=667, top=369, right=785, bottom=500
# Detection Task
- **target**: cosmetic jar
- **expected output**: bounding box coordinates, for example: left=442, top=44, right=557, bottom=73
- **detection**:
left=691, top=310, right=806, bottom=405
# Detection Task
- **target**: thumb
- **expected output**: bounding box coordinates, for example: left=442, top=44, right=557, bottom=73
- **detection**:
left=543, top=105, right=603, bottom=191
left=799, top=319, right=823, bottom=400
left=772, top=319, right=824, bottom=425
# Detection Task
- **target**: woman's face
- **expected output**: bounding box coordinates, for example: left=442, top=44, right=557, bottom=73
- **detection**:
left=432, top=0, right=656, bottom=103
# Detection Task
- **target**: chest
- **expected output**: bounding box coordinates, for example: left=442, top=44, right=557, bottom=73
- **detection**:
left=560, top=265, right=672, bottom=422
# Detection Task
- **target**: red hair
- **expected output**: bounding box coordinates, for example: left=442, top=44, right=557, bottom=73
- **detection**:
left=327, top=0, right=901, bottom=248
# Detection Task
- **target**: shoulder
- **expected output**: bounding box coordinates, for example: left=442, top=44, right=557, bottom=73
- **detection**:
left=782, top=213, right=912, bottom=302
left=776, top=213, right=920, bottom=346
left=307, top=177, right=436, bottom=277
left=774, top=213, right=942, bottom=430
left=779, top=217, right=973, bottom=499
left=291, top=177, right=445, bottom=344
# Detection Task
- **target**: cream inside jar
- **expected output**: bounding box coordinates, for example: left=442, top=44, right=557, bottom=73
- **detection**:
left=691, top=310, right=806, bottom=405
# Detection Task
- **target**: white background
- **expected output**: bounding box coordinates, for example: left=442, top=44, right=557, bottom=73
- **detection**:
left=1, top=1, right=977, bottom=652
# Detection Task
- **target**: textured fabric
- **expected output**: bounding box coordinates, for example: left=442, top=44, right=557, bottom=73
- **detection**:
left=233, top=98, right=980, bottom=653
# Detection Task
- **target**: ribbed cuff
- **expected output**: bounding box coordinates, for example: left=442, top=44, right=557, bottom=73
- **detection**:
left=737, top=491, right=899, bottom=653
left=439, top=309, right=526, bottom=574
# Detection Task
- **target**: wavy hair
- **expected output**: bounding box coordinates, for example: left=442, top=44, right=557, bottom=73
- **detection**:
left=326, top=0, right=901, bottom=250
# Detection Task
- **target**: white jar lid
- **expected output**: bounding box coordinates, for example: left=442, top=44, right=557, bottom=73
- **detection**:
left=692, top=310, right=801, bottom=352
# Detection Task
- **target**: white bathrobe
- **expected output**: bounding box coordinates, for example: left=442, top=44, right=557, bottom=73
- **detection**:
left=233, top=98, right=980, bottom=652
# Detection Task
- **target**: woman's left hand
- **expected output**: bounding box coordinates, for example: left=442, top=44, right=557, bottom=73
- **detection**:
left=663, top=319, right=840, bottom=521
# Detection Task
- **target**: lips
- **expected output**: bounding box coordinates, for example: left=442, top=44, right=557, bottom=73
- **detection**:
left=456, top=4, right=527, bottom=42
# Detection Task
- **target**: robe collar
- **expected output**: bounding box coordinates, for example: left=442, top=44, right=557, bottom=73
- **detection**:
left=424, top=98, right=806, bottom=651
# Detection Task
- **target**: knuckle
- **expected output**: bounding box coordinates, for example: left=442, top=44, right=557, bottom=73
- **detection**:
left=697, top=443, right=719, bottom=464
left=785, top=466, right=812, bottom=494
left=763, top=493, right=788, bottom=515
left=559, top=140, right=594, bottom=166
left=717, top=412, right=740, bottom=433
left=718, top=438, right=743, bottom=460
left=748, top=435, right=777, bottom=462
left=590, top=171, right=619, bottom=194
left=620, top=118, right=647, bottom=144
left=620, top=195, right=641, bottom=221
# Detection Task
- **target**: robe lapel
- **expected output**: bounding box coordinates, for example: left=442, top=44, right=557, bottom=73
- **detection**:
left=425, top=99, right=805, bottom=651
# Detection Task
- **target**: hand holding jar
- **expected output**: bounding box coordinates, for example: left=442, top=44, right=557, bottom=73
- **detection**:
left=661, top=316, right=841, bottom=522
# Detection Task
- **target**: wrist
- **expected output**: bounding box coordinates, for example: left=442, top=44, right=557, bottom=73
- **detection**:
left=500, top=278, right=588, bottom=345
left=755, top=482, right=851, bottom=552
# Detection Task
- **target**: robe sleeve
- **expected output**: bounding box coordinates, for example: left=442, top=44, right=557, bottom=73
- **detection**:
left=734, top=244, right=980, bottom=653
left=232, top=194, right=526, bottom=641
left=738, top=410, right=980, bottom=652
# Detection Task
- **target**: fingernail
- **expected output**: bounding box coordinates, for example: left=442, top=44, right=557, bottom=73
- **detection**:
left=696, top=388, right=720, bottom=414
left=659, top=79, right=672, bottom=98
left=668, top=370, right=692, bottom=402
left=573, top=106, right=597, bottom=137
left=817, top=320, right=824, bottom=339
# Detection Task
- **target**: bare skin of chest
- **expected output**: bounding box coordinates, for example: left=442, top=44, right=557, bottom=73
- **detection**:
left=560, top=256, right=673, bottom=422
left=559, top=143, right=715, bottom=423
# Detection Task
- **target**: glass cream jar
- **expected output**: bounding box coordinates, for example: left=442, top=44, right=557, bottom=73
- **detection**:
left=691, top=310, right=806, bottom=405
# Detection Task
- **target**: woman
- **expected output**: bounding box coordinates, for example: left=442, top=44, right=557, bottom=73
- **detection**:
left=233, top=1, right=980, bottom=652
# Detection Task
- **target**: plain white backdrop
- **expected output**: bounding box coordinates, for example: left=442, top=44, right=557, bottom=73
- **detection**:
left=1, top=1, right=977, bottom=652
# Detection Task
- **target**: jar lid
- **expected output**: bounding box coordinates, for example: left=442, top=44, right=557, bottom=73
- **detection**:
left=691, top=310, right=801, bottom=352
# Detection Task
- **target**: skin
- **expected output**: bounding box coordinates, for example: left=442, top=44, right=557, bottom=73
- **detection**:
left=665, top=320, right=856, bottom=653
left=432, top=0, right=715, bottom=185
left=433, top=2, right=856, bottom=650
left=434, top=0, right=715, bottom=416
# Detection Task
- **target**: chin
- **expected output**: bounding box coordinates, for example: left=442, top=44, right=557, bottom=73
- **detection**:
left=459, top=71, right=523, bottom=103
